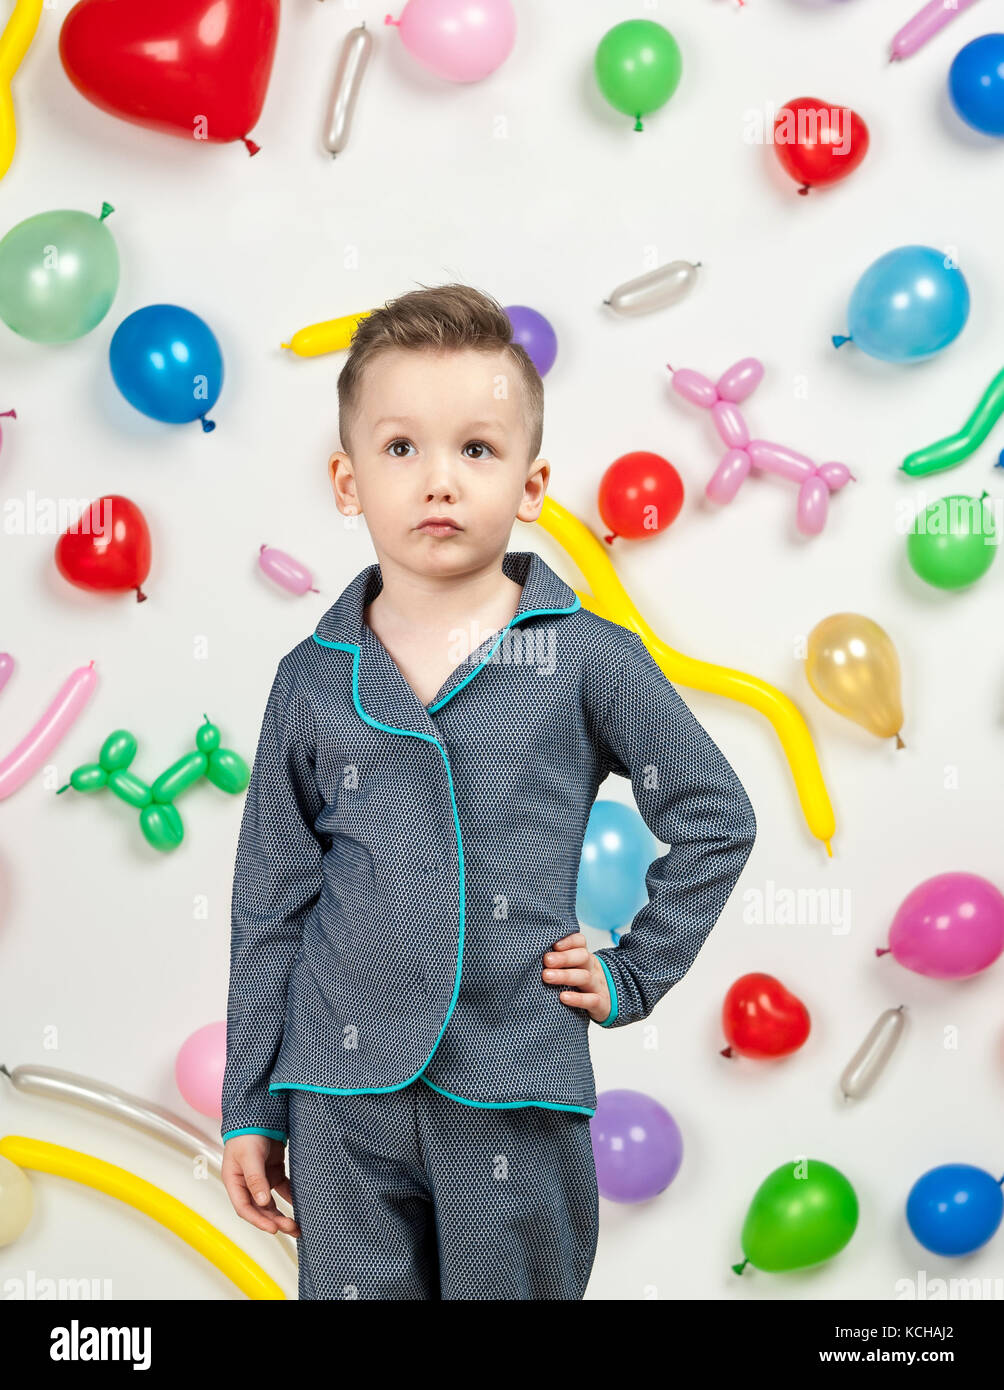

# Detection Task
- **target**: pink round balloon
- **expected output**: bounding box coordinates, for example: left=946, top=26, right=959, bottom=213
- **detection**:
left=175, top=1022, right=227, bottom=1119
left=886, top=873, right=1004, bottom=980
left=387, top=0, right=516, bottom=82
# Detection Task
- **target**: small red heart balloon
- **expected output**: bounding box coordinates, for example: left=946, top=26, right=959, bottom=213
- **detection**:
left=55, top=495, right=152, bottom=602
left=59, top=0, right=280, bottom=154
left=721, top=972, right=811, bottom=1059
left=772, top=96, right=870, bottom=195
left=598, top=451, right=684, bottom=544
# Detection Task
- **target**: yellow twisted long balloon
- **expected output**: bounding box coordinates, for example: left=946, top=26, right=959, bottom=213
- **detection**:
left=0, top=0, right=43, bottom=181
left=0, top=1135, right=287, bottom=1300
left=535, top=496, right=836, bottom=855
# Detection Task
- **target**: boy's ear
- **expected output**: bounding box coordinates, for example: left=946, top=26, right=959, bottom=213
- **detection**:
left=516, top=457, right=549, bottom=523
left=328, top=450, right=360, bottom=515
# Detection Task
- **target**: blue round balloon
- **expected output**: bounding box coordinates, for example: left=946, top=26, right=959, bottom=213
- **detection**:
left=834, top=245, right=970, bottom=363
left=576, top=799, right=655, bottom=935
left=906, top=1164, right=1004, bottom=1256
left=109, top=304, right=223, bottom=430
left=949, top=33, right=1004, bottom=137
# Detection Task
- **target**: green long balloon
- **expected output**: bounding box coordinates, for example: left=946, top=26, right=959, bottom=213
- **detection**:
left=901, top=366, right=1004, bottom=477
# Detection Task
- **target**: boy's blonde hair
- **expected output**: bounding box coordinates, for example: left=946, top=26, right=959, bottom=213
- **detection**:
left=337, top=283, right=544, bottom=464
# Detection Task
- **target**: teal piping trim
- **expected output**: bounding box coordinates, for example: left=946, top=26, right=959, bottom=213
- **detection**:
left=595, top=955, right=618, bottom=1027
left=304, top=592, right=582, bottom=1098
left=419, top=1076, right=595, bottom=1116
left=222, top=1127, right=287, bottom=1142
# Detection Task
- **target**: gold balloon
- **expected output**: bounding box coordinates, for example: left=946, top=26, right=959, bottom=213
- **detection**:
left=806, top=614, right=905, bottom=747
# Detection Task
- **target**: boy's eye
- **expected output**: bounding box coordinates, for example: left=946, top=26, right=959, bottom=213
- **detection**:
left=463, top=440, right=495, bottom=460
left=387, top=439, right=416, bottom=458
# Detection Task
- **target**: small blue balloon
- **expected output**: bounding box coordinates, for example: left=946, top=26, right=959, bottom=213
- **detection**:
left=906, top=1163, right=1004, bottom=1256
left=576, top=799, right=655, bottom=936
left=949, top=33, right=1004, bottom=138
left=110, top=304, right=223, bottom=431
left=833, top=245, right=970, bottom=363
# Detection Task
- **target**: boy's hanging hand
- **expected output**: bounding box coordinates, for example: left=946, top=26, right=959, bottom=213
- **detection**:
left=542, top=932, right=613, bottom=1025
left=222, top=1135, right=301, bottom=1237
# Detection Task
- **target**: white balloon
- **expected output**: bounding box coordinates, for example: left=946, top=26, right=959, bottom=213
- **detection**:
left=323, top=22, right=374, bottom=157
left=839, top=1006, right=907, bottom=1100
left=604, top=260, right=701, bottom=316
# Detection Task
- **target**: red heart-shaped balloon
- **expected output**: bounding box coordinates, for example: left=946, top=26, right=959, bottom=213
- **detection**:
left=721, top=972, right=811, bottom=1059
left=59, top=0, right=280, bottom=153
left=55, top=495, right=152, bottom=603
left=772, top=96, right=870, bottom=195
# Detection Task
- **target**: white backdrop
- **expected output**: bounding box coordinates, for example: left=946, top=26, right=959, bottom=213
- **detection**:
left=1, top=0, right=1002, bottom=1302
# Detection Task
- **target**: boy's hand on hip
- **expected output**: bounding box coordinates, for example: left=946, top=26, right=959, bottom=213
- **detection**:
left=222, top=1135, right=301, bottom=1237
left=542, top=932, right=613, bottom=1025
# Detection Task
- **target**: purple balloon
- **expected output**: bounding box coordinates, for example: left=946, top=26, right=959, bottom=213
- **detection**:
left=590, top=1089, right=683, bottom=1204
left=505, top=305, right=557, bottom=376
left=886, top=872, right=1004, bottom=979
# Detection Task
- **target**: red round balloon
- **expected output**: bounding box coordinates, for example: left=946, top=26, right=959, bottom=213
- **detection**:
left=55, top=495, right=152, bottom=602
left=721, top=972, right=811, bottom=1059
left=598, top=451, right=684, bottom=543
left=772, top=96, right=870, bottom=195
left=59, top=0, right=280, bottom=154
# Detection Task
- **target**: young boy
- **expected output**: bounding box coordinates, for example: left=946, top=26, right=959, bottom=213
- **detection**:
left=220, top=284, right=757, bottom=1300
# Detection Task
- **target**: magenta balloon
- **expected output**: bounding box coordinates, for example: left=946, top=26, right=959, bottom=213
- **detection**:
left=590, top=1089, right=683, bottom=1204
left=716, top=358, right=763, bottom=404
left=712, top=400, right=749, bottom=449
left=747, top=439, right=815, bottom=482
left=797, top=475, right=830, bottom=535
left=258, top=545, right=316, bottom=595
left=706, top=448, right=751, bottom=503
left=671, top=368, right=717, bottom=408
left=888, top=873, right=1004, bottom=979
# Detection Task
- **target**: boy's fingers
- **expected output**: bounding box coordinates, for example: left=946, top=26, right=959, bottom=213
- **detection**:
left=543, top=966, right=592, bottom=988
left=551, top=932, right=587, bottom=950
left=226, top=1179, right=284, bottom=1234
left=559, top=990, right=603, bottom=1012
left=543, top=946, right=588, bottom=967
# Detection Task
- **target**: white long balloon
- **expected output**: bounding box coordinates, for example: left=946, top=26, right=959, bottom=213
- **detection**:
left=604, top=260, right=701, bottom=316
left=323, top=22, right=374, bottom=157
left=839, top=1006, right=907, bottom=1100
left=0, top=1063, right=297, bottom=1266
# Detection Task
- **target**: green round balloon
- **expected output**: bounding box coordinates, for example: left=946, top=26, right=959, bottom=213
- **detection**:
left=594, top=19, right=682, bottom=131
left=736, top=1159, right=859, bottom=1274
left=906, top=492, right=998, bottom=591
left=0, top=203, right=119, bottom=343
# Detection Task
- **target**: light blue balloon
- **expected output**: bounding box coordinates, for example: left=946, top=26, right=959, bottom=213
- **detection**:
left=576, top=799, right=655, bottom=936
left=109, top=304, right=223, bottom=431
left=833, top=245, right=970, bottom=363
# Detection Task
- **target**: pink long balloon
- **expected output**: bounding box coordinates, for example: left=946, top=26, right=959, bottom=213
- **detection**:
left=0, top=409, right=15, bottom=458
left=0, top=662, right=98, bottom=801
left=890, top=0, right=979, bottom=61
left=0, top=653, right=13, bottom=696
left=258, top=544, right=318, bottom=596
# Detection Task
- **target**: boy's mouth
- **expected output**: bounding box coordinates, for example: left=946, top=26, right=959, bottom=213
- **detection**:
left=417, top=517, right=462, bottom=535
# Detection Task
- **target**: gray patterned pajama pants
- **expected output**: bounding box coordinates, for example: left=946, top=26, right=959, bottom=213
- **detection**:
left=286, top=1080, right=599, bottom=1300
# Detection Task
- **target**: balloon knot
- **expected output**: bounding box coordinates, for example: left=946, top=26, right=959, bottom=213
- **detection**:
left=633, top=116, right=643, bottom=133
left=384, top=13, right=400, bottom=24
left=55, top=784, right=69, bottom=795
left=99, top=202, right=115, bottom=220
left=135, top=587, right=148, bottom=604
left=603, top=533, right=616, bottom=545
left=243, top=137, right=261, bottom=157
left=875, top=946, right=890, bottom=957
left=797, top=185, right=810, bottom=196
left=720, top=1046, right=733, bottom=1058
left=0, top=409, right=15, bottom=419
left=200, top=416, right=217, bottom=434
left=831, top=335, right=851, bottom=349
left=731, top=1258, right=749, bottom=1276
left=895, top=733, right=905, bottom=749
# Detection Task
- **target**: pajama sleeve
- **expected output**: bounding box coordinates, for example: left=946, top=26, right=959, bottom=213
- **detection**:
left=220, top=656, right=325, bottom=1144
left=590, top=631, right=757, bottom=1030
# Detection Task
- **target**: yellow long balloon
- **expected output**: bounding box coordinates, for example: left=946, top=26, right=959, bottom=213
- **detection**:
left=0, top=1135, right=286, bottom=1300
left=535, top=496, right=836, bottom=855
left=281, top=310, right=369, bottom=357
left=0, top=0, right=43, bottom=182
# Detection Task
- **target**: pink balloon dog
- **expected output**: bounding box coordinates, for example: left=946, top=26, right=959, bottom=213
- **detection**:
left=878, top=872, right=1004, bottom=980
left=668, top=358, right=854, bottom=536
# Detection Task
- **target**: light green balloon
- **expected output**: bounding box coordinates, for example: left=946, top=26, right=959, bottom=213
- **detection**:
left=0, top=202, right=119, bottom=343
left=735, top=1159, right=859, bottom=1274
left=595, top=20, right=682, bottom=132
left=906, top=491, right=998, bottom=590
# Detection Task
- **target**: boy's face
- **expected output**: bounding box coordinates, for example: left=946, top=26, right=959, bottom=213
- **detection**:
left=328, top=347, right=548, bottom=576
